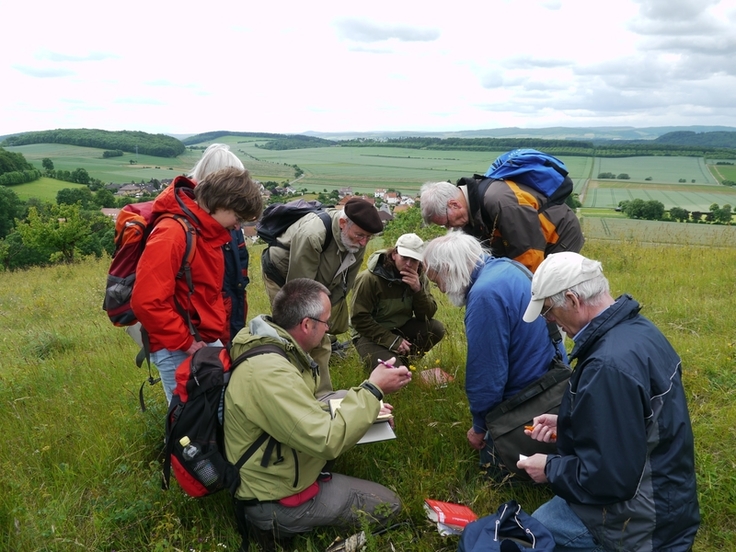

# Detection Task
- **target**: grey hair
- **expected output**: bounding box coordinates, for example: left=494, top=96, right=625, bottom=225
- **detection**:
left=419, top=181, right=460, bottom=223
left=547, top=260, right=610, bottom=308
left=423, top=233, right=484, bottom=299
left=272, top=278, right=330, bottom=330
left=189, top=143, right=244, bottom=182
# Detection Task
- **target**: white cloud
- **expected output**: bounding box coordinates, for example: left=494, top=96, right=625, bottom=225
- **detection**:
left=1, top=0, right=735, bottom=136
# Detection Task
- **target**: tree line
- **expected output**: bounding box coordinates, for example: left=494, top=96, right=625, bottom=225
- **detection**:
left=0, top=147, right=41, bottom=185
left=1, top=129, right=185, bottom=158
left=618, top=199, right=733, bottom=224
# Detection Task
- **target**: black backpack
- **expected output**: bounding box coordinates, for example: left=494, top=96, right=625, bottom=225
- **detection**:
left=162, top=344, right=286, bottom=497
left=256, top=199, right=333, bottom=250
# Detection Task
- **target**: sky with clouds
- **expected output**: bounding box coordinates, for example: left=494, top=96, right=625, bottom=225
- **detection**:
left=2, top=0, right=735, bottom=136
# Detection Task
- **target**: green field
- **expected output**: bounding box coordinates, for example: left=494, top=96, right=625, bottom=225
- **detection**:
left=10, top=177, right=88, bottom=202
left=592, top=156, right=717, bottom=184
left=580, top=216, right=736, bottom=246
left=582, top=180, right=736, bottom=211
left=7, top=139, right=736, bottom=213
left=709, top=163, right=736, bottom=183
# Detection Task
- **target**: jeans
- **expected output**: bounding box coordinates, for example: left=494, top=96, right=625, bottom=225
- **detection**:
left=533, top=496, right=603, bottom=552
left=151, top=340, right=222, bottom=405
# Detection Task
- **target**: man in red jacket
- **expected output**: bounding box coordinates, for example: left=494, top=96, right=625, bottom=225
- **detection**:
left=132, top=167, right=262, bottom=404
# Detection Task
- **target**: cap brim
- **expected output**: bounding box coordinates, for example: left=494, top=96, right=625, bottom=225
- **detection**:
left=523, top=298, right=545, bottom=323
left=397, top=246, right=423, bottom=261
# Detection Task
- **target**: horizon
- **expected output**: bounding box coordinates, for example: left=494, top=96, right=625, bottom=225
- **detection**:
left=4, top=123, right=736, bottom=143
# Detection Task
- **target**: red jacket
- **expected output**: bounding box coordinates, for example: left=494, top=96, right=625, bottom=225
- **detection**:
left=131, top=176, right=231, bottom=352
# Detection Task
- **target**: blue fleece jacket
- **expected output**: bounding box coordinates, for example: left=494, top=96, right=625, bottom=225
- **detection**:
left=465, top=256, right=562, bottom=432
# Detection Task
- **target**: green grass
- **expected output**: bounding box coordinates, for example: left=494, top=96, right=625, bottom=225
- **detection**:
left=1, top=234, right=735, bottom=551
left=10, top=177, right=88, bottom=202
left=580, top=216, right=736, bottom=245
left=592, top=156, right=717, bottom=184
left=709, top=163, right=736, bottom=184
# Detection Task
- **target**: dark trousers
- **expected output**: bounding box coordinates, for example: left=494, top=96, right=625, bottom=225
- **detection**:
left=354, top=317, right=446, bottom=371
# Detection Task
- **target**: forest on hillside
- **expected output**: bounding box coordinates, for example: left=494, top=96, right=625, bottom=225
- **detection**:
left=1, top=129, right=185, bottom=158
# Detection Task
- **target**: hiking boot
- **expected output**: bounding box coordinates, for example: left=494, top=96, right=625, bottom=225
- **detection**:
left=330, top=340, right=352, bottom=358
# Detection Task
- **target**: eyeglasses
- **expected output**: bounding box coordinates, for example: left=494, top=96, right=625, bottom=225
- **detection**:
left=540, top=303, right=554, bottom=319
left=350, top=228, right=373, bottom=242
left=307, top=316, right=330, bottom=329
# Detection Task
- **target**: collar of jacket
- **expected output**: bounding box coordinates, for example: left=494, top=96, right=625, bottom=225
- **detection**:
left=243, top=314, right=318, bottom=377
left=570, top=294, right=640, bottom=362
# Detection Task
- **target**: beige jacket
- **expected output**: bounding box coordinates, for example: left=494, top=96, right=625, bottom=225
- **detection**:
left=266, top=210, right=366, bottom=334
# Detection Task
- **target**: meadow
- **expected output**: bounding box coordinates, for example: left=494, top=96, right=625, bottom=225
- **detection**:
left=11, top=178, right=87, bottom=203
left=1, top=231, right=735, bottom=551
left=7, top=140, right=736, bottom=212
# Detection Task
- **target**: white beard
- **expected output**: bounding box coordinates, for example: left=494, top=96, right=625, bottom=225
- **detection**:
left=340, top=229, right=361, bottom=253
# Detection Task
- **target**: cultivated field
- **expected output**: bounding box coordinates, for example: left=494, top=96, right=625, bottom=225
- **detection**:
left=592, top=156, right=717, bottom=184
left=580, top=216, right=736, bottom=246
left=6, top=139, right=736, bottom=212
left=581, top=180, right=736, bottom=211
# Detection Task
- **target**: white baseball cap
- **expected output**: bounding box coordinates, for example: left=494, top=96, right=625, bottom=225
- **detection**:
left=523, top=252, right=603, bottom=323
left=395, top=233, right=424, bottom=261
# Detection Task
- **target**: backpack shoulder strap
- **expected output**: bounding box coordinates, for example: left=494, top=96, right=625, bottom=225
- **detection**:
left=229, top=343, right=289, bottom=472
left=317, top=211, right=333, bottom=252
left=230, top=343, right=288, bottom=366
left=459, top=175, right=497, bottom=233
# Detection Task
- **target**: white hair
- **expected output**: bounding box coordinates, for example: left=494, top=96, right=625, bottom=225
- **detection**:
left=423, top=232, right=484, bottom=306
left=189, top=143, right=244, bottom=182
left=419, top=181, right=460, bottom=223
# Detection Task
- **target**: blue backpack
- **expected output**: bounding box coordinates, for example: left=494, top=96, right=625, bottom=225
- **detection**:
left=458, top=500, right=555, bottom=552
left=484, top=149, right=572, bottom=207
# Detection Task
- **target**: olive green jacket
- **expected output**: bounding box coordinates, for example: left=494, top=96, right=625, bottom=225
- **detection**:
left=266, top=210, right=366, bottom=334
left=350, top=250, right=438, bottom=350
left=224, top=315, right=381, bottom=501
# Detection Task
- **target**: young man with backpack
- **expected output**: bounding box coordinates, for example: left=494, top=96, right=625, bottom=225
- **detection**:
left=260, top=197, right=383, bottom=397
left=419, top=150, right=584, bottom=272
left=224, top=278, right=411, bottom=550
left=131, top=167, right=262, bottom=404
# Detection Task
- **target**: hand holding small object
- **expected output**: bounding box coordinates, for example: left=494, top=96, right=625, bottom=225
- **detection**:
left=525, top=424, right=557, bottom=440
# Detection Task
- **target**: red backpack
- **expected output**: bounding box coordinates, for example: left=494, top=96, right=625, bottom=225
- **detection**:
left=102, top=178, right=199, bottom=327
left=163, top=344, right=286, bottom=497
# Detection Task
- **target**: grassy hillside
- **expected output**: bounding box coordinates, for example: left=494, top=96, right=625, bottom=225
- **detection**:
left=1, top=237, right=734, bottom=551
left=10, top=177, right=88, bottom=202
left=1, top=129, right=185, bottom=158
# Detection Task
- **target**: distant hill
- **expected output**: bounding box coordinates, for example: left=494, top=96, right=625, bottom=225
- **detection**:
left=652, top=131, right=736, bottom=149
left=302, top=125, right=736, bottom=142
left=181, top=130, right=286, bottom=145
left=1, top=129, right=185, bottom=158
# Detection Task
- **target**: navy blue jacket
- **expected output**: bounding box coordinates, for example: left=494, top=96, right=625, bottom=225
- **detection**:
left=546, top=295, right=699, bottom=551
left=222, top=228, right=249, bottom=342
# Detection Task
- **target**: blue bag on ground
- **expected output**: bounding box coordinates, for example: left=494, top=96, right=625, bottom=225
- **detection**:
left=457, top=500, right=555, bottom=552
left=485, top=149, right=571, bottom=204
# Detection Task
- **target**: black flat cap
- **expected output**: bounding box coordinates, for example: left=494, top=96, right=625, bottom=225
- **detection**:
left=343, top=198, right=383, bottom=234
